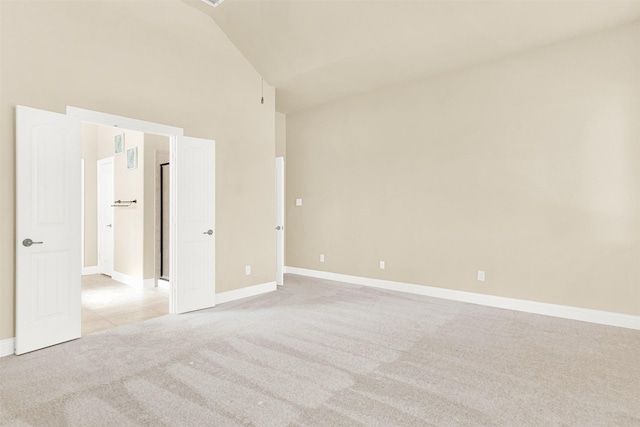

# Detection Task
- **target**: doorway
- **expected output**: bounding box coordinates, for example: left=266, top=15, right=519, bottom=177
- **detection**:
left=81, top=124, right=171, bottom=335
left=15, top=105, right=216, bottom=355
left=67, top=106, right=217, bottom=315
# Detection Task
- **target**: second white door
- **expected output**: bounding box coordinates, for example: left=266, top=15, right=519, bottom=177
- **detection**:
left=172, top=136, right=216, bottom=313
left=97, top=157, right=114, bottom=276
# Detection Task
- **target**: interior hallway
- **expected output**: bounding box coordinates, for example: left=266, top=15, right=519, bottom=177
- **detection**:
left=82, top=274, right=169, bottom=335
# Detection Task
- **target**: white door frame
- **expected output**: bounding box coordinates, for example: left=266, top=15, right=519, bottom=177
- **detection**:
left=67, top=107, right=184, bottom=314
left=81, top=160, right=85, bottom=272
left=275, top=157, right=285, bottom=286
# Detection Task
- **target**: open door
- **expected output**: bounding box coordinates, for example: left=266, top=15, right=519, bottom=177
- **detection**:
left=97, top=157, right=114, bottom=276
left=172, top=136, right=216, bottom=313
left=16, top=105, right=82, bottom=355
left=275, top=157, right=284, bottom=286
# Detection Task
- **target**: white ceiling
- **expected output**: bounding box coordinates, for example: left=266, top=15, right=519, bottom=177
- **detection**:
left=187, top=0, right=640, bottom=113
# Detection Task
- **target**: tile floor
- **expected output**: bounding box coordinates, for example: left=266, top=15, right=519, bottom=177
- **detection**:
left=82, top=274, right=169, bottom=335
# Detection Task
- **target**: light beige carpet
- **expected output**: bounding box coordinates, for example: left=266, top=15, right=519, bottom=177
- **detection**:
left=1, top=274, right=638, bottom=426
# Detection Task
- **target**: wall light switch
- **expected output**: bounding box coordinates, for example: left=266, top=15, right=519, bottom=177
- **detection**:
left=477, top=270, right=485, bottom=282
left=245, top=265, right=251, bottom=275
left=379, top=261, right=385, bottom=270
left=320, top=254, right=325, bottom=263
left=296, top=198, right=303, bottom=206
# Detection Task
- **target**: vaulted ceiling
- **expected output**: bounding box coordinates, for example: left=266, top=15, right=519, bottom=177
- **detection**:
left=186, top=0, right=640, bottom=113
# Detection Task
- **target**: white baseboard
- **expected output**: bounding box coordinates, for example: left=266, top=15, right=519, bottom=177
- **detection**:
left=285, top=267, right=640, bottom=331
left=0, top=338, right=15, bottom=357
left=216, top=281, right=277, bottom=305
left=82, top=266, right=99, bottom=275
left=111, top=271, right=155, bottom=289
left=157, top=278, right=170, bottom=290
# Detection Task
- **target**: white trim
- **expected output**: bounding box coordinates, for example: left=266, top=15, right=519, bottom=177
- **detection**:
left=157, top=279, right=170, bottom=290
left=66, top=106, right=185, bottom=314
left=275, top=157, right=285, bottom=286
left=170, top=137, right=177, bottom=313
left=0, top=338, right=15, bottom=357
left=216, top=281, right=277, bottom=305
left=66, top=107, right=183, bottom=137
left=82, top=266, right=99, bottom=276
left=81, top=160, right=85, bottom=272
left=111, top=271, right=155, bottom=289
left=284, top=267, right=640, bottom=331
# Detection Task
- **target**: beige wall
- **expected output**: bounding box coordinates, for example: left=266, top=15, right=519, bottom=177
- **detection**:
left=1, top=0, right=275, bottom=340
left=286, top=23, right=640, bottom=316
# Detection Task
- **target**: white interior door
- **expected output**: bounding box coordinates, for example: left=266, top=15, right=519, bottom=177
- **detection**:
left=275, top=157, right=285, bottom=286
left=97, top=157, right=114, bottom=276
left=172, top=136, right=215, bottom=313
left=16, top=105, right=81, bottom=355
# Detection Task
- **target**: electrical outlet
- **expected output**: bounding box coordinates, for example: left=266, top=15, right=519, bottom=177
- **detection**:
left=320, top=254, right=325, bottom=263
left=245, top=265, right=251, bottom=275
left=379, top=261, right=385, bottom=270
left=477, top=270, right=485, bottom=282
left=296, top=198, right=303, bottom=206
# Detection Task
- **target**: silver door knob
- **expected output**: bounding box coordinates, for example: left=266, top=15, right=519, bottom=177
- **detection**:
left=275, top=226, right=283, bottom=231
left=203, top=229, right=213, bottom=235
left=23, top=239, right=44, bottom=247
left=106, top=224, right=112, bottom=228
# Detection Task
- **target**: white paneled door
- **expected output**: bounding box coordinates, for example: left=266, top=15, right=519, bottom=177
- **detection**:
left=97, top=158, right=114, bottom=276
left=16, top=106, right=82, bottom=355
left=172, top=136, right=216, bottom=313
left=275, top=157, right=284, bottom=286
